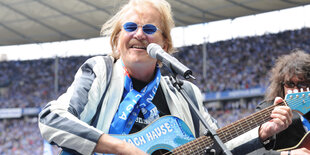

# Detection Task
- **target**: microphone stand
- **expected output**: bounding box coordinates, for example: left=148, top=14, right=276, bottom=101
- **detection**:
left=168, top=71, right=232, bottom=155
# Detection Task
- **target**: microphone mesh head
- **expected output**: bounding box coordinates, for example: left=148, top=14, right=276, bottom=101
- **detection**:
left=147, top=43, right=160, bottom=58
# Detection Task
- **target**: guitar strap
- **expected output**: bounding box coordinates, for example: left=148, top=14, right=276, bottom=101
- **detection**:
left=90, top=55, right=113, bottom=127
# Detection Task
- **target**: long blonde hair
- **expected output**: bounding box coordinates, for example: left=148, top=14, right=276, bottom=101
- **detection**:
left=100, top=0, right=175, bottom=59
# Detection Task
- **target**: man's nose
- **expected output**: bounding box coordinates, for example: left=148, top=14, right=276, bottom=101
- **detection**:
left=134, top=27, right=147, bottom=40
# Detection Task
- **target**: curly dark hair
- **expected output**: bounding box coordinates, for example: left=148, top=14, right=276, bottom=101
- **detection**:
left=265, top=49, right=310, bottom=101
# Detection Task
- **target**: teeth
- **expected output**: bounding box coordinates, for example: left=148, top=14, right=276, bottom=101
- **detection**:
left=132, top=45, right=146, bottom=49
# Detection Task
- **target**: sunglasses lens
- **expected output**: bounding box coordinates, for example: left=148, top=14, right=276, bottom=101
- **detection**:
left=143, top=24, right=157, bottom=34
left=285, top=82, right=295, bottom=88
left=123, top=22, right=158, bottom=35
left=123, top=22, right=138, bottom=32
left=298, top=83, right=309, bottom=88
left=284, top=81, right=310, bottom=89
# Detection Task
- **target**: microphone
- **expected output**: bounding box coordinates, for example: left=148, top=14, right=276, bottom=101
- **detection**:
left=147, top=43, right=195, bottom=80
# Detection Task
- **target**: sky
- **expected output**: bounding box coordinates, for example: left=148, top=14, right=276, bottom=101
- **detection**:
left=0, top=4, right=310, bottom=61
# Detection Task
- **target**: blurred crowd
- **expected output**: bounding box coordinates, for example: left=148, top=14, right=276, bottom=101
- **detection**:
left=0, top=117, right=60, bottom=155
left=174, top=28, right=310, bottom=92
left=0, top=27, right=310, bottom=154
left=0, top=56, right=90, bottom=109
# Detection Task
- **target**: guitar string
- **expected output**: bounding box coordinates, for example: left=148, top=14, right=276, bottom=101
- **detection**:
left=286, top=93, right=309, bottom=107
left=167, top=103, right=280, bottom=154
left=163, top=136, right=209, bottom=154
left=174, top=137, right=201, bottom=154
left=222, top=108, right=270, bottom=137
left=219, top=97, right=306, bottom=139
left=286, top=97, right=309, bottom=112
left=211, top=95, right=305, bottom=149
left=173, top=136, right=211, bottom=154
left=164, top=105, right=276, bottom=154
left=217, top=95, right=307, bottom=144
left=162, top=95, right=307, bottom=154
left=217, top=104, right=277, bottom=143
left=183, top=103, right=279, bottom=154
left=202, top=95, right=306, bottom=153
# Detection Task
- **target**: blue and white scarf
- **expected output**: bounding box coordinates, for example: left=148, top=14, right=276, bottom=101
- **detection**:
left=109, top=61, right=161, bottom=134
left=301, top=114, right=310, bottom=131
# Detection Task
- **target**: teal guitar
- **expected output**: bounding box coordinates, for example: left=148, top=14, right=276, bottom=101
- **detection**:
left=61, top=91, right=310, bottom=154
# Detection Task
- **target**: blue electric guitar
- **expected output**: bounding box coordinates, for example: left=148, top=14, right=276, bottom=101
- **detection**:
left=61, top=91, right=310, bottom=154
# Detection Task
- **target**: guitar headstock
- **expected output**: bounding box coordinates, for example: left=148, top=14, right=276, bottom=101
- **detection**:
left=285, top=91, right=310, bottom=115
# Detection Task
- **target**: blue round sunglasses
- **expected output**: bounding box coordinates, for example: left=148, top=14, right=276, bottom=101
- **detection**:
left=123, top=22, right=161, bottom=35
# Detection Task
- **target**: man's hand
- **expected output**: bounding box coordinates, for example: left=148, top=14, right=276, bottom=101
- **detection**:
left=94, top=134, right=147, bottom=155
left=259, top=97, right=293, bottom=141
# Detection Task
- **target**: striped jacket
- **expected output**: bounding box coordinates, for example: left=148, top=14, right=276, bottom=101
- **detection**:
left=38, top=55, right=262, bottom=155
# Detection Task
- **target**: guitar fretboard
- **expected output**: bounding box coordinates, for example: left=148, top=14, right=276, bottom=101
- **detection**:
left=170, top=102, right=285, bottom=154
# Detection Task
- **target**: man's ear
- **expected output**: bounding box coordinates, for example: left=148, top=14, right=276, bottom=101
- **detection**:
left=162, top=41, right=169, bottom=53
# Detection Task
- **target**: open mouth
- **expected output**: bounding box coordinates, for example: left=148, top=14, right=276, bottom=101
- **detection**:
left=130, top=45, right=147, bottom=50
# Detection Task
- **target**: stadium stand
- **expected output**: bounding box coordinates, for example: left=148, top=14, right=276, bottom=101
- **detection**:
left=174, top=28, right=310, bottom=93
left=0, top=27, right=310, bottom=154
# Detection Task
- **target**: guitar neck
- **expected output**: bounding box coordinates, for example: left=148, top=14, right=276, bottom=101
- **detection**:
left=217, top=103, right=282, bottom=143
left=172, top=102, right=285, bottom=154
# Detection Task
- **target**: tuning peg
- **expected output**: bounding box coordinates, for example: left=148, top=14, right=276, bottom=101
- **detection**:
left=287, top=90, right=293, bottom=94
left=293, top=89, right=299, bottom=93
left=300, top=88, right=304, bottom=92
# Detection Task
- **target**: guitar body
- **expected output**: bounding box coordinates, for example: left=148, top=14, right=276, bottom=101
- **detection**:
left=298, top=132, right=310, bottom=149
left=112, top=116, right=195, bottom=154
left=61, top=116, right=195, bottom=155
left=278, top=131, right=310, bottom=151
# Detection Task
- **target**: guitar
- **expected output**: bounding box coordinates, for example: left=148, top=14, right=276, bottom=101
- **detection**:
left=276, top=91, right=310, bottom=152
left=61, top=91, right=310, bottom=155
